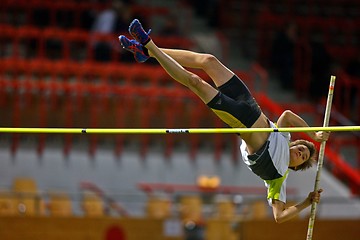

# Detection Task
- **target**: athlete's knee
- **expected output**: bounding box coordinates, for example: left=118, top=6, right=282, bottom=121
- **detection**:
left=201, top=53, right=218, bottom=66
left=187, top=73, right=203, bottom=88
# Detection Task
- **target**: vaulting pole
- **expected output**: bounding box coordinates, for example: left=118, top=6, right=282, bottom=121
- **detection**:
left=306, top=75, right=336, bottom=240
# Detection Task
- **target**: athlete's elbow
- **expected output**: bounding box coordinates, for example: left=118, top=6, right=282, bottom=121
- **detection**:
left=273, top=214, right=286, bottom=224
left=278, top=110, right=296, bottom=127
left=274, top=212, right=287, bottom=224
left=283, top=110, right=294, bottom=117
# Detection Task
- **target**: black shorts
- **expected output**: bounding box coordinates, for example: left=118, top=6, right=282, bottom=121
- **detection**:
left=247, top=140, right=282, bottom=180
left=207, top=75, right=261, bottom=128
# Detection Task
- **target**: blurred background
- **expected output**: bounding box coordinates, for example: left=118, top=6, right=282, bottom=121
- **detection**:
left=0, top=0, right=359, bottom=239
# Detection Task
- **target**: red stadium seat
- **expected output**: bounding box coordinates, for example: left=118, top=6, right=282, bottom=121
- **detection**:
left=113, top=85, right=138, bottom=157
left=0, top=24, right=18, bottom=59
left=16, top=26, right=42, bottom=59
left=161, top=88, right=184, bottom=158
left=40, top=27, right=68, bottom=60
left=152, top=36, right=195, bottom=50
left=90, top=32, right=119, bottom=63
left=137, top=86, right=162, bottom=158
left=66, top=29, right=91, bottom=62
left=127, top=64, right=163, bottom=87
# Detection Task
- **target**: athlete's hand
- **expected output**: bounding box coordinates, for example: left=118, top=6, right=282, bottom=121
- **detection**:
left=313, top=131, right=330, bottom=142
left=307, top=189, right=323, bottom=204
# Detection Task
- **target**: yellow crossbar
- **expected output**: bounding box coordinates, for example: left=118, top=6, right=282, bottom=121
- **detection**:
left=0, top=126, right=359, bottom=134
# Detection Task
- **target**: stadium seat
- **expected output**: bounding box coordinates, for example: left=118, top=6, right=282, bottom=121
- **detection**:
left=82, top=194, right=104, bottom=217
left=16, top=26, right=42, bottom=59
left=51, top=1, right=79, bottom=29
left=152, top=36, right=194, bottom=50
left=0, top=24, right=18, bottom=58
left=12, top=177, right=45, bottom=216
left=248, top=200, right=269, bottom=220
left=40, top=27, right=68, bottom=60
left=161, top=88, right=188, bottom=158
left=48, top=192, right=73, bottom=216
left=90, top=32, right=119, bottom=63
left=145, top=196, right=171, bottom=219
left=12, top=177, right=37, bottom=193
left=188, top=100, right=208, bottom=160
left=214, top=198, right=236, bottom=220
left=125, top=64, right=160, bottom=87
left=180, top=195, right=203, bottom=223
left=66, top=29, right=91, bottom=62
left=113, top=85, right=138, bottom=157
left=0, top=192, right=17, bottom=216
left=137, top=86, right=164, bottom=158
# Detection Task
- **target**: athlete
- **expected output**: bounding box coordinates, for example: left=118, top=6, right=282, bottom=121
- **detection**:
left=119, top=19, right=330, bottom=223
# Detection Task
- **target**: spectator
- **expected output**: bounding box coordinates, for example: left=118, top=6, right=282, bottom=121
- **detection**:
left=308, top=36, right=332, bottom=102
left=91, top=0, right=135, bottom=62
left=345, top=55, right=360, bottom=123
left=159, top=15, right=181, bottom=37
left=346, top=55, right=360, bottom=78
left=270, top=22, right=297, bottom=90
left=184, top=0, right=220, bottom=28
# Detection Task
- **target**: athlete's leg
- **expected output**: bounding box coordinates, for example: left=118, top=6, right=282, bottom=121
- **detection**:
left=157, top=49, right=268, bottom=152
left=119, top=34, right=217, bottom=103
left=152, top=49, right=234, bottom=88
left=119, top=34, right=234, bottom=88
left=145, top=40, right=218, bottom=103
left=126, top=18, right=257, bottom=108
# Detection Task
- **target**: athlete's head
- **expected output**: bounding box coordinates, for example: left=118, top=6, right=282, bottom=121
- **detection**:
left=288, top=139, right=317, bottom=171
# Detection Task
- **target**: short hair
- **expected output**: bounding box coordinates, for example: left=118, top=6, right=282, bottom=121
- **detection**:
left=288, top=139, right=317, bottom=171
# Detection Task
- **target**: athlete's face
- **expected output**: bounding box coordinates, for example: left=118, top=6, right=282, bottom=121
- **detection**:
left=289, top=144, right=310, bottom=168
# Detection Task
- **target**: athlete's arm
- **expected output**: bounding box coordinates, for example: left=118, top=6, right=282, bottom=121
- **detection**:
left=277, top=110, right=330, bottom=142
left=271, top=189, right=323, bottom=223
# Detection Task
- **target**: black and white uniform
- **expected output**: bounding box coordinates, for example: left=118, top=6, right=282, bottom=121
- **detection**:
left=207, top=75, right=291, bottom=204
left=241, top=121, right=291, bottom=205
